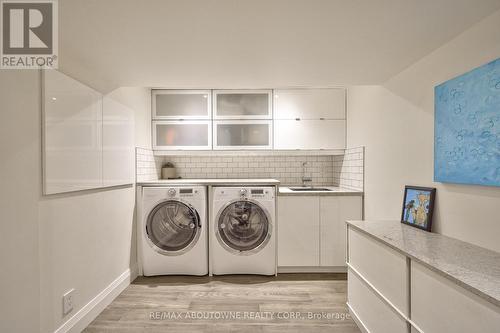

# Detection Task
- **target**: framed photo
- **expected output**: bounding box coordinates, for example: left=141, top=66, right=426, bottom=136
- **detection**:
left=401, top=186, right=436, bottom=232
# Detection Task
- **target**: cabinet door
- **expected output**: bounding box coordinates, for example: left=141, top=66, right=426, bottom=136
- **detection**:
left=102, top=96, right=134, bottom=186
left=274, top=119, right=345, bottom=149
left=411, top=261, right=500, bottom=333
left=152, top=90, right=211, bottom=119
left=277, top=196, right=320, bottom=266
left=153, top=121, right=211, bottom=150
left=319, top=197, right=340, bottom=266
left=214, top=120, right=272, bottom=150
left=213, top=90, right=272, bottom=119
left=321, top=196, right=362, bottom=267
left=43, top=70, right=103, bottom=194
left=274, top=88, right=345, bottom=120
left=348, top=270, right=409, bottom=333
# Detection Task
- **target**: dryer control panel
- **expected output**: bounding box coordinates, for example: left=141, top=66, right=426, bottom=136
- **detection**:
left=213, top=187, right=275, bottom=200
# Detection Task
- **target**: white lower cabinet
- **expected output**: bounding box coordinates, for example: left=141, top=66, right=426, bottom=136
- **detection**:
left=278, top=195, right=362, bottom=269
left=277, top=196, right=320, bottom=266
left=347, top=223, right=500, bottom=333
left=348, top=270, right=408, bottom=333
left=348, top=228, right=408, bottom=315
left=320, top=196, right=362, bottom=266
left=411, top=261, right=500, bottom=333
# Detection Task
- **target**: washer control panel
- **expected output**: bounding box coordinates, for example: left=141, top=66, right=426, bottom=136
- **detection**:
left=144, top=186, right=204, bottom=200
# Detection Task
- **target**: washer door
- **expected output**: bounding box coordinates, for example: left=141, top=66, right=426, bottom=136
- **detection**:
left=216, top=199, right=272, bottom=255
left=145, top=200, right=201, bottom=256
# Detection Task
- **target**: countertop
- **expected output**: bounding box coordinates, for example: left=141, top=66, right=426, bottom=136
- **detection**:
left=137, top=180, right=362, bottom=196
left=137, top=179, right=280, bottom=186
left=346, top=220, right=500, bottom=307
left=279, top=186, right=362, bottom=196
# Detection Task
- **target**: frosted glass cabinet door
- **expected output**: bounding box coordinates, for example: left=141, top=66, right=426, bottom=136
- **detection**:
left=43, top=70, right=103, bottom=194
left=213, top=90, right=272, bottom=119
left=214, top=121, right=272, bottom=149
left=274, top=119, right=346, bottom=150
left=152, top=90, right=211, bottom=119
left=274, top=88, right=346, bottom=120
left=102, top=96, right=135, bottom=186
left=153, top=121, right=211, bottom=150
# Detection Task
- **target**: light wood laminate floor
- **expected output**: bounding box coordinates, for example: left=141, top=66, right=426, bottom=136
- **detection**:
left=84, top=273, right=361, bottom=333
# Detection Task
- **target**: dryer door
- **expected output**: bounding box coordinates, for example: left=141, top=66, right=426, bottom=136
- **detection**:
left=216, top=200, right=272, bottom=255
left=145, top=200, right=201, bottom=256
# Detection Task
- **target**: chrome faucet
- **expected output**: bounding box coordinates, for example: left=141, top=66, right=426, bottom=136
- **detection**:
left=301, top=161, right=312, bottom=187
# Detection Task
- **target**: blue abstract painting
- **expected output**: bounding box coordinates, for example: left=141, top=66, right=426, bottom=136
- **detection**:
left=434, top=58, right=500, bottom=187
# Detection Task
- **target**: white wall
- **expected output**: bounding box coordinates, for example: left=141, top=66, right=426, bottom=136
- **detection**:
left=0, top=71, right=41, bottom=333
left=0, top=71, right=149, bottom=333
left=38, top=187, right=136, bottom=332
left=38, top=86, right=149, bottom=332
left=348, top=10, right=500, bottom=252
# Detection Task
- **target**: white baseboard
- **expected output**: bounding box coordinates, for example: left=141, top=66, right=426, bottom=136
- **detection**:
left=54, top=264, right=138, bottom=333
left=277, top=266, right=347, bottom=273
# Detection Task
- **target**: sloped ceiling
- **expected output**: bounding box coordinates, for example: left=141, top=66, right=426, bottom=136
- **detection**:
left=58, top=0, right=500, bottom=92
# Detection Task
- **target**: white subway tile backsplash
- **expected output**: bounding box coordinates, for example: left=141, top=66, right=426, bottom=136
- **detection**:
left=157, top=154, right=336, bottom=186
left=333, top=146, right=364, bottom=191
left=136, top=147, right=163, bottom=182
left=137, top=147, right=364, bottom=189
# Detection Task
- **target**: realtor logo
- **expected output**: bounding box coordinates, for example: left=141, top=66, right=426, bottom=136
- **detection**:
left=1, top=0, right=58, bottom=69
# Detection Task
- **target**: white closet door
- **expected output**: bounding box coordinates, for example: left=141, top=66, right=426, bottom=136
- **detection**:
left=274, top=119, right=345, bottom=150
left=152, top=90, right=211, bottom=119
left=43, top=70, right=103, bottom=194
left=102, top=96, right=134, bottom=186
left=274, top=88, right=346, bottom=120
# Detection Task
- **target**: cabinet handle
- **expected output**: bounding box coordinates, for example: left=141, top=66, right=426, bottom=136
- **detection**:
left=295, top=118, right=301, bottom=121
left=320, top=117, right=325, bottom=120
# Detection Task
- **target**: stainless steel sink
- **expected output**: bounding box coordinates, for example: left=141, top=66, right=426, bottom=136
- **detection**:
left=288, top=187, right=334, bottom=191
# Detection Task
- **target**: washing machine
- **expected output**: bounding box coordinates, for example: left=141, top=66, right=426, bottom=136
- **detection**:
left=211, top=186, right=276, bottom=275
left=140, top=186, right=207, bottom=276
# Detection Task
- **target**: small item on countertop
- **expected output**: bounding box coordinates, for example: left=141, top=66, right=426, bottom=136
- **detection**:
left=401, top=185, right=436, bottom=232
left=161, top=162, right=177, bottom=179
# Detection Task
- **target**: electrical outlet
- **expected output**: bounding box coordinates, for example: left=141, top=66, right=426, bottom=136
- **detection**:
left=62, top=289, right=75, bottom=316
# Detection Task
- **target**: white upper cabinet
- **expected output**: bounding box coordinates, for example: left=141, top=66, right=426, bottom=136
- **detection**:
left=153, top=120, right=212, bottom=150
left=152, top=90, right=211, bottom=119
left=274, top=88, right=346, bottom=120
left=274, top=119, right=345, bottom=150
left=213, top=90, right=272, bottom=119
left=43, top=70, right=103, bottom=194
left=152, top=89, right=212, bottom=150
left=273, top=88, right=346, bottom=150
left=214, top=120, right=272, bottom=150
left=151, top=87, right=348, bottom=151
